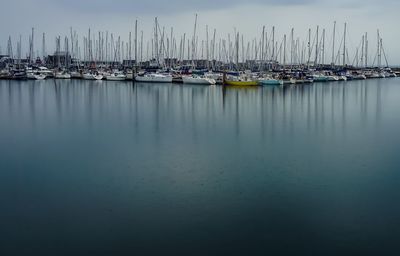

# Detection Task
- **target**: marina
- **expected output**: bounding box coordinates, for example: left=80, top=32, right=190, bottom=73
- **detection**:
left=1, top=18, right=398, bottom=86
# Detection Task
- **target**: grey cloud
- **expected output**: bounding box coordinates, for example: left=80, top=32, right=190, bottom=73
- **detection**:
left=50, top=0, right=316, bottom=14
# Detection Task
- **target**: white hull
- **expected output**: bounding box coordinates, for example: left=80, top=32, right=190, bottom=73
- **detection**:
left=55, top=73, right=71, bottom=79
left=259, top=79, right=284, bottom=86
left=34, top=74, right=46, bottom=80
left=83, top=73, right=103, bottom=80
left=70, top=72, right=82, bottom=79
left=106, top=76, right=127, bottom=81
left=107, top=77, right=126, bottom=81
left=83, top=74, right=96, bottom=80
left=126, top=73, right=133, bottom=80
left=182, top=76, right=216, bottom=85
left=327, top=76, right=340, bottom=81
left=135, top=75, right=172, bottom=83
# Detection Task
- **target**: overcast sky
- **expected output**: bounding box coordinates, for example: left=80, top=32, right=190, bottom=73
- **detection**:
left=1, top=0, right=399, bottom=64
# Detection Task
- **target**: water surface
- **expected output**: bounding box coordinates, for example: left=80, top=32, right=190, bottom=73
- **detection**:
left=1, top=79, right=400, bottom=255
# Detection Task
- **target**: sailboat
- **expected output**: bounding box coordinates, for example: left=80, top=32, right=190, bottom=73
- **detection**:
left=182, top=75, right=216, bottom=85
left=135, top=73, right=173, bottom=83
left=106, top=71, right=127, bottom=81
left=224, top=72, right=258, bottom=86
left=259, top=78, right=284, bottom=86
left=55, top=70, right=71, bottom=79
left=258, top=74, right=284, bottom=86
left=70, top=71, right=82, bottom=79
left=34, top=74, right=47, bottom=80
left=83, top=72, right=103, bottom=80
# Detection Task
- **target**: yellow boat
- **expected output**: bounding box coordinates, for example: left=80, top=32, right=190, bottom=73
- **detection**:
left=224, top=80, right=259, bottom=86
left=222, top=72, right=259, bottom=87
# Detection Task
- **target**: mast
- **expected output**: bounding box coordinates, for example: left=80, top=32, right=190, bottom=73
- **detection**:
left=365, top=32, right=368, bottom=67
left=241, top=35, right=244, bottom=65
left=322, top=28, right=325, bottom=65
left=70, top=27, right=74, bottom=60
left=88, top=28, right=91, bottom=63
left=170, top=27, right=173, bottom=66
left=343, top=23, right=347, bottom=66
left=140, top=30, right=143, bottom=67
left=283, top=34, right=286, bottom=67
left=18, top=35, right=22, bottom=68
left=135, top=19, right=138, bottom=67
left=261, top=26, right=265, bottom=67
left=188, top=39, right=190, bottom=63
left=191, top=13, right=198, bottom=68
left=212, top=29, right=216, bottom=63
left=206, top=25, right=209, bottom=70
left=315, top=26, right=319, bottom=66
left=42, top=33, right=46, bottom=62
left=30, top=27, right=34, bottom=63
left=182, top=33, right=186, bottom=60
left=155, top=17, right=159, bottom=65
left=361, top=35, right=364, bottom=67
left=272, top=26, right=275, bottom=64
left=307, top=28, right=311, bottom=67
left=236, top=32, right=239, bottom=70
left=290, top=28, right=294, bottom=68
left=377, top=29, right=381, bottom=67
left=106, top=31, right=108, bottom=62
left=129, top=31, right=132, bottom=61
left=56, top=36, right=61, bottom=68
left=7, top=36, right=13, bottom=59
left=332, top=21, right=336, bottom=66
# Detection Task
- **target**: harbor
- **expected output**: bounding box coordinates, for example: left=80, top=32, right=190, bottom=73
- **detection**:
left=1, top=18, right=398, bottom=85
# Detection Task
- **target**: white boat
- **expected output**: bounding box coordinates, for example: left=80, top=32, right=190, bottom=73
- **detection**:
left=327, top=75, right=340, bottom=81
left=70, top=71, right=82, bottom=79
left=354, top=74, right=367, bottom=80
left=55, top=71, right=71, bottom=79
left=83, top=73, right=96, bottom=80
left=282, top=79, right=293, bottom=85
left=94, top=74, right=103, bottom=80
left=26, top=67, right=36, bottom=79
left=182, top=75, right=216, bottom=85
left=38, top=67, right=54, bottom=77
left=106, top=71, right=127, bottom=81
left=34, top=74, right=46, bottom=80
left=83, top=73, right=103, bottom=80
left=312, top=74, right=329, bottom=82
left=27, top=72, right=36, bottom=80
left=135, top=73, right=173, bottom=83
left=126, top=70, right=134, bottom=80
left=204, top=72, right=223, bottom=84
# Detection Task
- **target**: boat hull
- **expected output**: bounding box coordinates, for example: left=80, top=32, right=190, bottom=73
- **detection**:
left=135, top=76, right=173, bottom=83
left=106, top=76, right=127, bottom=81
left=83, top=74, right=103, bottom=80
left=34, top=74, right=46, bottom=80
left=224, top=80, right=258, bottom=86
left=55, top=74, right=71, bottom=79
left=182, top=76, right=216, bottom=85
left=259, top=79, right=283, bottom=86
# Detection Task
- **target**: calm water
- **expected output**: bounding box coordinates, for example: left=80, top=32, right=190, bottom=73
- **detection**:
left=1, top=78, right=400, bottom=255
